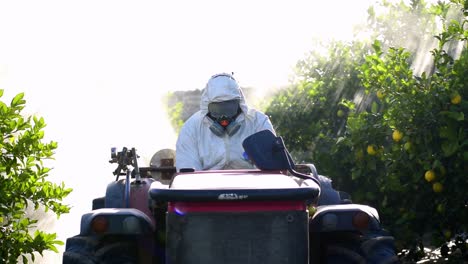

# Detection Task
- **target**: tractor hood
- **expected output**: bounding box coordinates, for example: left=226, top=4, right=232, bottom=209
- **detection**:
left=149, top=170, right=319, bottom=203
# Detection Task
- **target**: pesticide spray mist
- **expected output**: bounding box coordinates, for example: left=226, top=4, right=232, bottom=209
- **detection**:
left=19, top=89, right=177, bottom=263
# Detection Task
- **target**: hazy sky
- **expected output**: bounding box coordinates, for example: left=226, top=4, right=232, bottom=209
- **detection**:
left=0, top=0, right=375, bottom=262
left=0, top=0, right=374, bottom=91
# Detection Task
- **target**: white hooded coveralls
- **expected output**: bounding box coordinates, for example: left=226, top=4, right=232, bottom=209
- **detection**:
left=175, top=74, right=275, bottom=171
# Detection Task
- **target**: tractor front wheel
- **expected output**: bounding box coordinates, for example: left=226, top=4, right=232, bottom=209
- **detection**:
left=95, top=238, right=138, bottom=264
left=312, top=231, right=399, bottom=264
left=62, top=236, right=98, bottom=264
left=63, top=235, right=143, bottom=264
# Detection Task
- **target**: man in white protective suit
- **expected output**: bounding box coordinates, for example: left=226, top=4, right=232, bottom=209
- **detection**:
left=175, top=72, right=276, bottom=171
left=175, top=72, right=344, bottom=205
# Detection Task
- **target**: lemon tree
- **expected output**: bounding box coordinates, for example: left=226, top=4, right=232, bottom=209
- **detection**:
left=266, top=39, right=367, bottom=184
left=349, top=5, right=467, bottom=260
left=266, top=1, right=467, bottom=262
left=0, top=92, right=72, bottom=263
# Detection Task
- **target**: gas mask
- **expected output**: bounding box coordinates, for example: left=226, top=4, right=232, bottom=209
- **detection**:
left=207, top=99, right=241, bottom=137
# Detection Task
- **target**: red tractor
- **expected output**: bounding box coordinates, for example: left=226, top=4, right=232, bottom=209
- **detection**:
left=63, top=130, right=398, bottom=263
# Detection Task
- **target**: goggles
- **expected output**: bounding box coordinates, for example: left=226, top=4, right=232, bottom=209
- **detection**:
left=208, top=99, right=240, bottom=119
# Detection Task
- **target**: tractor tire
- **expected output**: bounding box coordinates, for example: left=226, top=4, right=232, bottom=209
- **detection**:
left=63, top=235, right=141, bottom=264
left=319, top=232, right=399, bottom=264
left=62, top=251, right=96, bottom=264
left=63, top=236, right=98, bottom=264
left=326, top=245, right=367, bottom=263
left=94, top=238, right=139, bottom=264
left=360, top=233, right=400, bottom=264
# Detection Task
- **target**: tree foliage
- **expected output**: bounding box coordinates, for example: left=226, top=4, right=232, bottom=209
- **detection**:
left=0, top=91, right=72, bottom=263
left=266, top=0, right=467, bottom=262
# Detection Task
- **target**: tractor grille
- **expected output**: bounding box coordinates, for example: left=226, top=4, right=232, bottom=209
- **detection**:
left=166, top=210, right=308, bottom=264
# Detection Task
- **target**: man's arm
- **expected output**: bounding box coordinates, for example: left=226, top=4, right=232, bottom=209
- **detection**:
left=175, top=116, right=203, bottom=171
left=256, top=111, right=276, bottom=135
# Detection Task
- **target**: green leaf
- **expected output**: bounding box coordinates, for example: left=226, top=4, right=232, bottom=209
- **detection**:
left=432, top=159, right=442, bottom=170
left=11, top=92, right=25, bottom=107
left=9, top=119, right=17, bottom=130
left=441, top=140, right=459, bottom=157
left=48, top=244, right=59, bottom=253
left=372, top=40, right=382, bottom=55
left=0, top=101, right=7, bottom=113
left=351, top=169, right=362, bottom=180
left=371, top=102, right=379, bottom=113
left=439, top=125, right=458, bottom=140
left=440, top=111, right=464, bottom=121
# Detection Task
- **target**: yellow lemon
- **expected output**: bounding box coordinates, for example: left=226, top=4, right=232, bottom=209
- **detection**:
left=392, top=130, right=403, bottom=142
left=308, top=205, right=317, bottom=216
left=432, top=182, right=443, bottom=193
left=451, top=93, right=461, bottom=104
left=376, top=90, right=385, bottom=99
left=367, top=145, right=377, bottom=155
left=424, top=170, right=436, bottom=182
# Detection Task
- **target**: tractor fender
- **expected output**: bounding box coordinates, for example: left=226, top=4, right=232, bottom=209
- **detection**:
left=129, top=178, right=155, bottom=225
left=79, top=208, right=155, bottom=236
left=104, top=178, right=155, bottom=225
left=104, top=179, right=125, bottom=208
left=309, top=204, right=381, bottom=232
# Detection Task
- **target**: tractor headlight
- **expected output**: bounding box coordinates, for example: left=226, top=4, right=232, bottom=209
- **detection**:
left=91, top=216, right=109, bottom=234
left=122, top=216, right=142, bottom=234
left=321, top=213, right=338, bottom=230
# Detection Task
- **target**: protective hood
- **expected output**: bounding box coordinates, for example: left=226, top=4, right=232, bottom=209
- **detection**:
left=199, top=73, right=249, bottom=118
